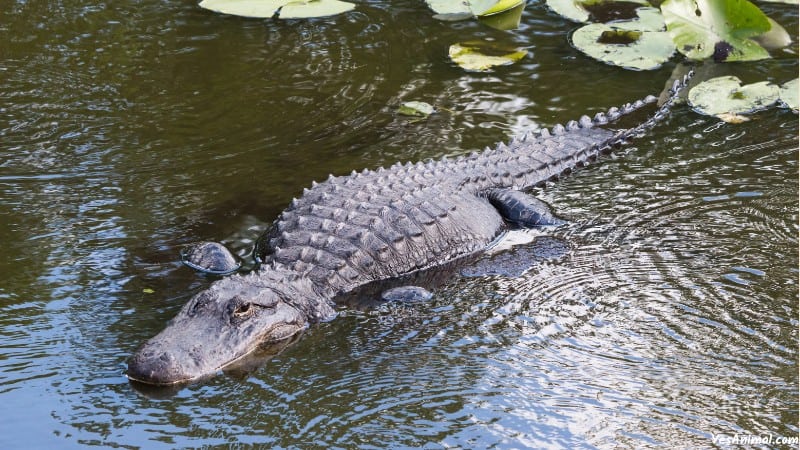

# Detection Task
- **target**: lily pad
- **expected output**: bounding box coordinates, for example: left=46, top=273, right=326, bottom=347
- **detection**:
left=279, top=0, right=355, bottom=18
left=478, top=0, right=524, bottom=16
left=198, top=0, right=355, bottom=19
left=479, top=2, right=526, bottom=30
left=571, top=8, right=675, bottom=70
left=612, top=6, right=665, bottom=31
left=427, top=0, right=472, bottom=16
left=687, top=76, right=779, bottom=116
left=427, top=0, right=523, bottom=19
left=398, top=101, right=435, bottom=117
left=777, top=78, right=798, bottom=111
left=661, top=0, right=772, bottom=62
left=547, top=0, right=591, bottom=22
left=448, top=41, right=528, bottom=71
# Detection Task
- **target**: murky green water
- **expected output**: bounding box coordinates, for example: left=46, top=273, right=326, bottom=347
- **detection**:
left=1, top=0, right=797, bottom=447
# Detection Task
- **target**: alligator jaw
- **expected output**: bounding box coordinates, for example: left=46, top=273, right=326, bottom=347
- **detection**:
left=126, top=324, right=306, bottom=386
left=126, top=274, right=312, bottom=386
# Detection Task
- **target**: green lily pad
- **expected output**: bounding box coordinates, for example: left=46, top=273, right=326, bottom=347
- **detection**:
left=571, top=8, right=675, bottom=70
left=469, top=0, right=500, bottom=15
left=199, top=0, right=355, bottom=19
left=547, top=0, right=591, bottom=22
left=611, top=6, right=665, bottom=31
left=479, top=2, right=526, bottom=30
left=279, top=0, right=355, bottom=18
left=398, top=101, right=435, bottom=117
left=661, top=0, right=772, bottom=62
left=777, top=78, right=798, bottom=111
left=448, top=41, right=528, bottom=71
left=687, top=76, right=779, bottom=116
left=426, top=0, right=472, bottom=16
left=427, top=0, right=523, bottom=19
left=478, top=0, right=524, bottom=16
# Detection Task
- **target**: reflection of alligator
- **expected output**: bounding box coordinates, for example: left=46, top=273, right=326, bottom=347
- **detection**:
left=127, top=74, right=691, bottom=386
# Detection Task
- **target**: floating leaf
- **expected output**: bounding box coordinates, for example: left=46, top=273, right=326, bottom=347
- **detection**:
left=426, top=0, right=472, bottom=16
left=777, top=78, right=798, bottom=111
left=479, top=2, right=526, bottom=30
left=279, top=0, right=355, bottom=18
left=398, top=101, right=435, bottom=117
left=687, top=76, right=779, bottom=116
left=469, top=0, right=500, bottom=14
left=448, top=41, right=528, bottom=71
left=571, top=8, right=675, bottom=70
left=611, top=6, right=665, bottom=31
left=199, top=0, right=355, bottom=19
left=427, top=0, right=523, bottom=20
left=477, top=0, right=524, bottom=16
left=143, top=288, right=155, bottom=294
left=661, top=0, right=771, bottom=62
left=546, top=0, right=591, bottom=22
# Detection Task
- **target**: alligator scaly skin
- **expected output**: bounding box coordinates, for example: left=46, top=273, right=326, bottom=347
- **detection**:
left=253, top=77, right=688, bottom=303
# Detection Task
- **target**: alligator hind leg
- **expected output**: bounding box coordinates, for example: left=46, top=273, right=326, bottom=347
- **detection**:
left=484, top=188, right=565, bottom=227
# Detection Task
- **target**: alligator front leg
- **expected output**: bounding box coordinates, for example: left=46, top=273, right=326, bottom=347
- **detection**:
left=484, top=188, right=565, bottom=227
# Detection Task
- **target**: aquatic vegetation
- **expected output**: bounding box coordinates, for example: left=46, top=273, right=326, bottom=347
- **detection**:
left=448, top=41, right=528, bottom=71
left=687, top=76, right=798, bottom=120
left=688, top=76, right=780, bottom=115
left=548, top=0, right=791, bottom=68
left=198, top=0, right=355, bottom=19
left=570, top=7, right=675, bottom=70
left=397, top=101, right=435, bottom=117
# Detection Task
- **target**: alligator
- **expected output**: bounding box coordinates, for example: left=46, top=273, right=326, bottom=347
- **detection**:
left=127, top=73, right=692, bottom=386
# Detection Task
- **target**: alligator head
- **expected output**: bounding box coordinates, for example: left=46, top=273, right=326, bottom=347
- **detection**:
left=127, top=269, right=335, bottom=385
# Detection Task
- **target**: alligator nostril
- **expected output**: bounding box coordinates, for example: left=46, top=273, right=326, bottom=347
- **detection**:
left=127, top=346, right=192, bottom=385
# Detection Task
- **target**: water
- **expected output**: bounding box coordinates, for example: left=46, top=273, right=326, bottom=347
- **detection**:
left=1, top=0, right=797, bottom=447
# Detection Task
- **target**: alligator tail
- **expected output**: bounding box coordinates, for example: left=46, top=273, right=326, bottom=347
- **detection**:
left=494, top=71, right=694, bottom=190
left=609, top=70, right=695, bottom=145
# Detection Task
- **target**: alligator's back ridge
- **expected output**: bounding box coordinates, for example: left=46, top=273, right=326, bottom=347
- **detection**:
left=255, top=81, right=685, bottom=298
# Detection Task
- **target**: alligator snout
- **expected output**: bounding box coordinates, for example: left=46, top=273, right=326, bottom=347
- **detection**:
left=127, top=345, right=195, bottom=386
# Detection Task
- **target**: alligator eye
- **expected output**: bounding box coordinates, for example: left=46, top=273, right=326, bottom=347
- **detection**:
left=234, top=303, right=253, bottom=317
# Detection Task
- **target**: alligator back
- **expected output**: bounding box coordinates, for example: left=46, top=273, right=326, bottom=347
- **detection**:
left=255, top=76, right=690, bottom=297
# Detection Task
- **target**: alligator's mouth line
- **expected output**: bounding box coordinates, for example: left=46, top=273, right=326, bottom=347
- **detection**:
left=127, top=370, right=194, bottom=386
left=126, top=323, right=308, bottom=386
